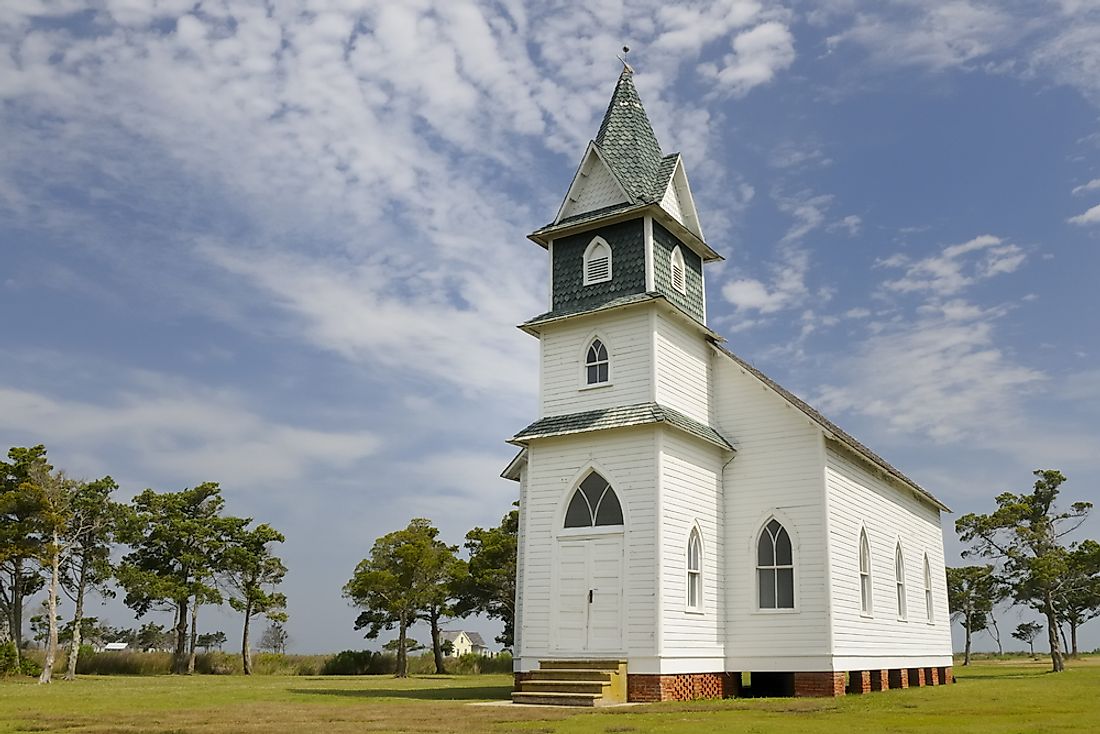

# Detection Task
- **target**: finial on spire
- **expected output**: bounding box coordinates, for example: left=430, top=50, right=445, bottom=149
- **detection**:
left=617, top=45, right=634, bottom=75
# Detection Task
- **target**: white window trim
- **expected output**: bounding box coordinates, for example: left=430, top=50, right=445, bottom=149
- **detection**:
left=895, top=543, right=908, bottom=621
left=580, top=334, right=611, bottom=388
left=755, top=516, right=796, bottom=612
left=582, top=236, right=613, bottom=286
left=859, top=528, right=873, bottom=618
left=923, top=553, right=934, bottom=624
left=686, top=525, right=703, bottom=614
left=670, top=245, right=686, bottom=294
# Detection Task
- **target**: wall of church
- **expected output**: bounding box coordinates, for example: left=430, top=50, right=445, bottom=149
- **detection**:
left=657, top=428, right=725, bottom=666
left=824, top=445, right=954, bottom=668
left=514, top=428, right=658, bottom=671
left=654, top=309, right=711, bottom=424
left=711, top=352, right=832, bottom=671
left=539, top=307, right=653, bottom=418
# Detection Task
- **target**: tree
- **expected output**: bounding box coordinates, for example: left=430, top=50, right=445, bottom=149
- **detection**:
left=116, top=483, right=242, bottom=674
left=947, top=565, right=1001, bottom=665
left=136, top=622, right=172, bottom=651
left=59, top=617, right=111, bottom=649
left=0, top=445, right=50, bottom=669
left=1013, top=621, right=1043, bottom=655
left=382, top=637, right=423, bottom=653
left=416, top=535, right=461, bottom=675
left=60, top=476, right=119, bottom=680
left=258, top=622, right=288, bottom=654
left=344, top=518, right=450, bottom=677
left=454, top=507, right=518, bottom=647
left=956, top=469, right=1092, bottom=672
left=196, top=631, right=227, bottom=651
left=1054, top=539, right=1100, bottom=657
left=223, top=523, right=287, bottom=675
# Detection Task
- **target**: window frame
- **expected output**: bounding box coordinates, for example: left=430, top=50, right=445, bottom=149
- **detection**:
left=686, top=526, right=703, bottom=613
left=582, top=336, right=611, bottom=388
left=895, top=543, right=907, bottom=621
left=756, top=517, right=796, bottom=612
left=859, top=528, right=873, bottom=617
left=670, top=245, right=687, bottom=294
left=923, top=554, right=934, bottom=624
left=561, top=471, right=625, bottom=532
left=582, top=236, right=613, bottom=286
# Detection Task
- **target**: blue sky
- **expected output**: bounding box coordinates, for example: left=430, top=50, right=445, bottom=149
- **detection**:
left=2, top=1, right=1099, bottom=655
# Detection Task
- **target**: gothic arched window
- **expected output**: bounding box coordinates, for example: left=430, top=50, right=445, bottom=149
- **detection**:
left=670, top=245, right=686, bottom=293
left=895, top=543, right=907, bottom=620
left=923, top=554, right=934, bottom=623
left=564, top=472, right=623, bottom=528
left=859, top=529, right=872, bottom=615
left=583, top=237, right=612, bottom=285
left=687, top=527, right=703, bottom=611
left=757, top=518, right=794, bottom=609
left=585, top=338, right=609, bottom=385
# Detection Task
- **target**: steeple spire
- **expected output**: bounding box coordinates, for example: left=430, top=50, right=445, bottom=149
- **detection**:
left=594, top=66, right=664, bottom=202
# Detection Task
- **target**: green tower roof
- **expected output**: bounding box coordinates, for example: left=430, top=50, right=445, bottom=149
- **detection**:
left=594, top=67, right=666, bottom=202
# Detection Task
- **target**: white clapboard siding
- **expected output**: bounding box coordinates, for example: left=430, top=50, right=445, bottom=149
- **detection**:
left=560, top=154, right=629, bottom=221
left=515, top=428, right=658, bottom=669
left=659, top=179, right=684, bottom=225
left=711, top=353, right=832, bottom=669
left=540, top=309, right=653, bottom=417
left=658, top=429, right=725, bottom=661
left=654, top=312, right=711, bottom=424
left=824, top=445, right=954, bottom=664
left=513, top=464, right=527, bottom=658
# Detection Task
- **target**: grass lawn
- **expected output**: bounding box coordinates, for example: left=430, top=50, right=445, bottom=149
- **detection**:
left=1, top=657, right=1097, bottom=733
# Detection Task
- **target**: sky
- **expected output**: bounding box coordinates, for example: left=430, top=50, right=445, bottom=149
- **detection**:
left=2, top=0, right=1099, bottom=655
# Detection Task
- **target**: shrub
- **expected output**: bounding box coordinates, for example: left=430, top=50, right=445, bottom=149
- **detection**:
left=320, top=650, right=396, bottom=676
left=0, top=642, right=42, bottom=677
left=446, top=652, right=512, bottom=675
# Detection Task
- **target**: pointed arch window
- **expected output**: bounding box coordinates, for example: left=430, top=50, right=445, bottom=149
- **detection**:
left=563, top=472, right=623, bottom=528
left=895, top=544, right=907, bottom=620
left=687, top=527, right=703, bottom=611
left=585, top=338, right=609, bottom=385
left=670, top=245, right=686, bottom=294
left=923, top=554, right=934, bottom=623
left=859, top=529, right=873, bottom=616
left=757, top=519, right=794, bottom=609
left=583, top=237, right=612, bottom=285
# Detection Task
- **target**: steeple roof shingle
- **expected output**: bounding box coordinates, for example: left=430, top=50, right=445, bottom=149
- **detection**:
left=595, top=67, right=667, bottom=202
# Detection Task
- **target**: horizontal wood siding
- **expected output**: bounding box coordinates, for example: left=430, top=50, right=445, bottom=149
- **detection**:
left=659, top=429, right=724, bottom=658
left=712, top=353, right=831, bottom=663
left=540, top=309, right=652, bottom=417
left=517, top=428, right=657, bottom=661
left=825, top=445, right=954, bottom=659
left=654, top=312, right=711, bottom=423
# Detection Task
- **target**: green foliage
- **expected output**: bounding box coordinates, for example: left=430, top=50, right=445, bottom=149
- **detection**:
left=1013, top=620, right=1045, bottom=654
left=197, top=631, right=228, bottom=651
left=259, top=622, right=289, bottom=654
left=320, top=650, right=393, bottom=675
left=0, top=445, right=51, bottom=654
left=453, top=507, right=518, bottom=647
left=947, top=565, right=1004, bottom=664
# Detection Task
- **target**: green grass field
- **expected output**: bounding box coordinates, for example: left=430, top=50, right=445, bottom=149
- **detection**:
left=2, top=657, right=1097, bottom=733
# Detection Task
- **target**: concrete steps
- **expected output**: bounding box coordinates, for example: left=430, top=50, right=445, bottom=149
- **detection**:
left=512, top=659, right=628, bottom=707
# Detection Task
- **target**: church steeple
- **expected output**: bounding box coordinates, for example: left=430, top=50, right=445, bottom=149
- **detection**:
left=594, top=67, right=665, bottom=203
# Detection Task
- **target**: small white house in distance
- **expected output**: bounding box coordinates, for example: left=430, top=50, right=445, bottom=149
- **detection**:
left=503, top=65, right=954, bottom=704
left=101, top=642, right=129, bottom=652
left=440, top=630, right=490, bottom=657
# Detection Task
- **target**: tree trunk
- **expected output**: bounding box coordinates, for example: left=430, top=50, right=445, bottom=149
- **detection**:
left=430, top=607, right=445, bottom=675
left=241, top=600, right=253, bottom=675
left=963, top=619, right=972, bottom=666
left=1059, top=623, right=1069, bottom=657
left=38, top=533, right=61, bottom=684
left=187, top=600, right=198, bottom=674
left=396, top=613, right=408, bottom=678
left=1043, top=592, right=1064, bottom=672
left=989, top=612, right=1003, bottom=655
left=12, top=559, right=24, bottom=669
left=64, top=554, right=89, bottom=680
left=1070, top=621, right=1079, bottom=658
left=172, top=598, right=190, bottom=674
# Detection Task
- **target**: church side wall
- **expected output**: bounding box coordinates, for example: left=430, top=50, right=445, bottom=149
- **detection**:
left=824, top=445, right=954, bottom=668
left=514, top=428, right=657, bottom=672
left=712, top=353, right=832, bottom=671
left=656, top=428, right=725, bottom=670
left=540, top=309, right=652, bottom=418
left=653, top=310, right=711, bottom=424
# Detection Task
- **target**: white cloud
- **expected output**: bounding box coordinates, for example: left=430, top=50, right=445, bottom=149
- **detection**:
left=1068, top=203, right=1100, bottom=225
left=828, top=214, right=862, bottom=236
left=1072, top=178, right=1100, bottom=195
left=879, top=234, right=1025, bottom=295
left=700, top=21, right=797, bottom=96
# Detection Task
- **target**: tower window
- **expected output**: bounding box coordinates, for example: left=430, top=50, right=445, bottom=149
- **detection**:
left=757, top=518, right=794, bottom=609
left=896, top=544, right=907, bottom=621
left=564, top=472, right=623, bottom=528
left=687, top=527, right=702, bottom=611
left=583, top=237, right=612, bottom=285
left=859, top=529, right=872, bottom=616
left=585, top=338, right=609, bottom=385
left=670, top=246, right=686, bottom=294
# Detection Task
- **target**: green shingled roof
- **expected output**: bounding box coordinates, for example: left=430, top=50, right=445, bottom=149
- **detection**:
left=509, top=402, right=734, bottom=451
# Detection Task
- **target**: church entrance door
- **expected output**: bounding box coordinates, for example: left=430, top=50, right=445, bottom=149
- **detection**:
left=552, top=535, right=623, bottom=653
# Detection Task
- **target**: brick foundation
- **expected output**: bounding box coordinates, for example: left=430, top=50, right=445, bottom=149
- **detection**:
left=888, top=668, right=908, bottom=689
left=869, top=669, right=889, bottom=691
left=907, top=668, right=926, bottom=687
left=792, top=671, right=847, bottom=698
left=627, top=672, right=738, bottom=702
left=847, top=670, right=872, bottom=694
left=940, top=666, right=954, bottom=684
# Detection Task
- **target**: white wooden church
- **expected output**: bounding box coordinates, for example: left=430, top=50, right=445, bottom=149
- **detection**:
left=503, top=66, right=954, bottom=704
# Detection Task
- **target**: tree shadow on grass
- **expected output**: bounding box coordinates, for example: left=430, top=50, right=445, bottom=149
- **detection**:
left=289, top=685, right=513, bottom=702
left=956, top=671, right=1051, bottom=680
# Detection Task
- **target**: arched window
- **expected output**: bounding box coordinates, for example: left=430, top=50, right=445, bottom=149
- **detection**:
left=670, top=245, right=686, bottom=293
left=895, top=544, right=907, bottom=620
left=923, top=554, right=934, bottom=623
left=563, top=471, right=623, bottom=528
left=757, top=519, right=794, bottom=609
left=583, top=237, right=612, bottom=285
left=859, top=529, right=872, bottom=615
left=687, top=527, right=702, bottom=611
left=585, top=338, right=609, bottom=385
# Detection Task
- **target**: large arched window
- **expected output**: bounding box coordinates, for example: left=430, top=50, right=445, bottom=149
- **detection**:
left=859, top=529, right=872, bottom=615
left=583, top=237, right=612, bottom=285
left=687, top=527, right=702, bottom=611
left=670, top=245, right=686, bottom=293
left=564, top=471, right=623, bottom=528
left=895, top=543, right=907, bottom=620
left=585, top=338, right=609, bottom=385
left=757, top=519, right=794, bottom=609
left=923, top=554, right=934, bottom=623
